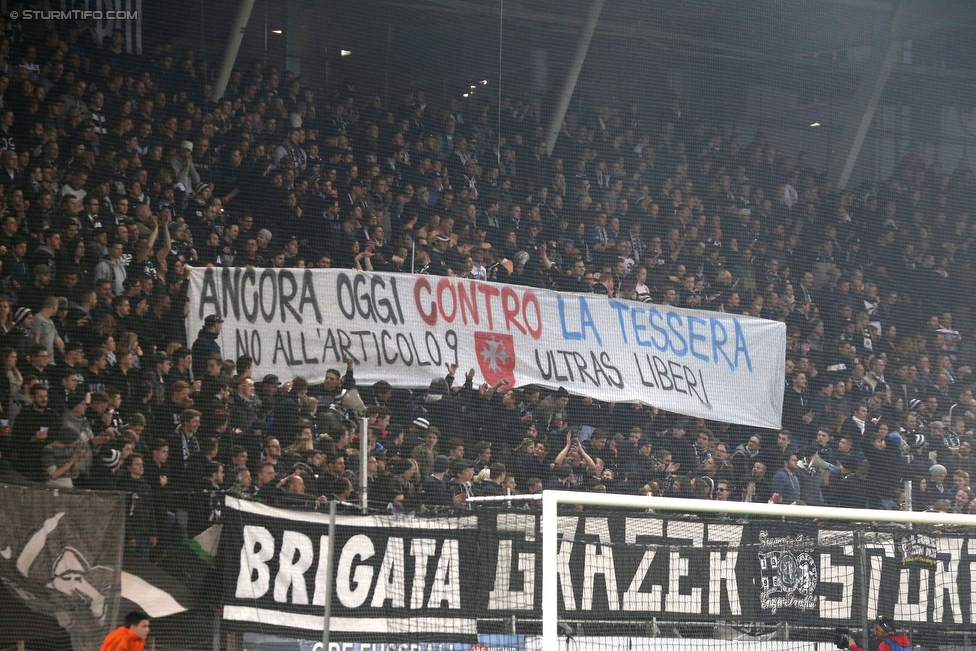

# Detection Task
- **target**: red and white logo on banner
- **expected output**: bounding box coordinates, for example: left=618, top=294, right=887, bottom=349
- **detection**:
left=474, top=332, right=516, bottom=386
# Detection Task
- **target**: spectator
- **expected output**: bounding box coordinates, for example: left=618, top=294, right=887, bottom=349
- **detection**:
left=116, top=453, right=157, bottom=558
left=190, top=315, right=222, bottom=379
left=422, top=455, right=455, bottom=508
left=42, top=424, right=87, bottom=489
left=10, top=383, right=58, bottom=481
left=479, top=462, right=508, bottom=496
left=449, top=459, right=475, bottom=505
left=259, top=436, right=284, bottom=477
left=31, top=295, right=63, bottom=358
left=168, top=408, right=202, bottom=476
left=229, top=377, right=259, bottom=439
left=770, top=452, right=801, bottom=505
left=93, top=239, right=128, bottom=296
left=0, top=20, right=973, bottom=563
left=98, top=611, right=151, bottom=651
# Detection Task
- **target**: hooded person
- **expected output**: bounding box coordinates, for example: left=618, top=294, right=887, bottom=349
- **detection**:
left=47, top=547, right=108, bottom=625
left=925, top=464, right=950, bottom=505
left=420, top=373, right=465, bottom=440
left=533, top=386, right=571, bottom=428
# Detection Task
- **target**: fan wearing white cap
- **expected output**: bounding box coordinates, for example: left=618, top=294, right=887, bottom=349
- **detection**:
left=170, top=139, right=200, bottom=191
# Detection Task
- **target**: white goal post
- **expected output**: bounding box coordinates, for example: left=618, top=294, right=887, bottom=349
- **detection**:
left=539, top=491, right=976, bottom=651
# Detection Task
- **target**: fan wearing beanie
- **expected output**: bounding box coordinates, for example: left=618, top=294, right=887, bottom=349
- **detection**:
left=1, top=307, right=34, bottom=359
left=928, top=464, right=950, bottom=503
left=62, top=389, right=94, bottom=443
left=422, top=455, right=455, bottom=508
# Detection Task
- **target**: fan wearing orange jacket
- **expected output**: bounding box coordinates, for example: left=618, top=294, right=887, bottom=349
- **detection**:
left=99, top=611, right=150, bottom=651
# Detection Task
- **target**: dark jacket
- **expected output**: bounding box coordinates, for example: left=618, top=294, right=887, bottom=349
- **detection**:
left=665, top=434, right=697, bottom=475
left=10, top=405, right=59, bottom=481
left=840, top=417, right=870, bottom=453
left=167, top=425, right=201, bottom=490
left=166, top=365, right=194, bottom=389
left=252, top=483, right=287, bottom=507
left=116, top=474, right=158, bottom=539
left=478, top=479, right=505, bottom=497
left=188, top=478, right=224, bottom=537
left=0, top=329, right=33, bottom=362
left=268, top=390, right=302, bottom=447
left=141, top=458, right=174, bottom=512
left=373, top=474, right=420, bottom=512
left=863, top=442, right=906, bottom=507
left=422, top=474, right=453, bottom=507
left=229, top=393, right=260, bottom=435
left=106, top=366, right=140, bottom=416
left=152, top=400, right=184, bottom=440
left=191, top=329, right=221, bottom=378
left=0, top=368, right=12, bottom=413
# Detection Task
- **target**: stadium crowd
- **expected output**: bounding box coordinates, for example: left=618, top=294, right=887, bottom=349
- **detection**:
left=0, top=12, right=975, bottom=557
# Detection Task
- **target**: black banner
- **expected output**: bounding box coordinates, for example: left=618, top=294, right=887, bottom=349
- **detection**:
left=0, top=485, right=126, bottom=651
left=221, top=501, right=976, bottom=636
left=219, top=497, right=481, bottom=640
left=479, top=511, right=976, bottom=627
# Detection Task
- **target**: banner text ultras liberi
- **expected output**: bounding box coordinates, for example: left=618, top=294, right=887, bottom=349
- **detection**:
left=187, top=268, right=786, bottom=429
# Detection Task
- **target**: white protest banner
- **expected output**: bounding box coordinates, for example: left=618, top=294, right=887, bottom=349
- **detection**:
left=187, top=268, right=786, bottom=429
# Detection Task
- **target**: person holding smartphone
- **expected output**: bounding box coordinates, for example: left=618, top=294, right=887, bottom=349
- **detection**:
left=9, top=383, right=58, bottom=481
left=43, top=426, right=88, bottom=488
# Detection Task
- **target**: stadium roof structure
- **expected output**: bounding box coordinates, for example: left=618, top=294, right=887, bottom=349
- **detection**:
left=377, top=0, right=976, bottom=84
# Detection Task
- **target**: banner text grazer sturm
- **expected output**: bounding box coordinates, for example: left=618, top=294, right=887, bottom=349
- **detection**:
left=221, top=504, right=976, bottom=635
left=187, top=268, right=786, bottom=429
left=484, top=513, right=976, bottom=626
